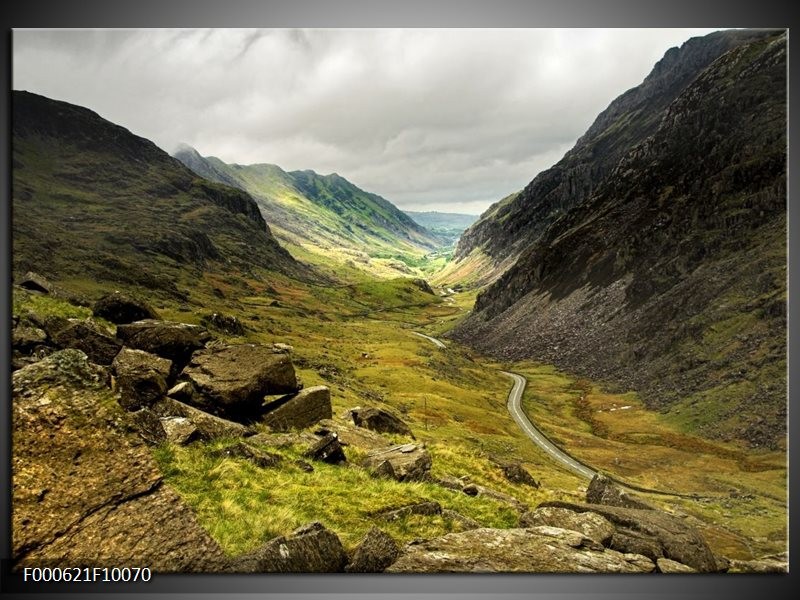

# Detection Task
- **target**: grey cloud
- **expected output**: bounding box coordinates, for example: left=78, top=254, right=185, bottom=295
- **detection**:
left=13, top=28, right=718, bottom=214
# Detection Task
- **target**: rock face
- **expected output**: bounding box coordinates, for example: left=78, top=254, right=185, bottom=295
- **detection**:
left=262, top=385, right=331, bottom=431
left=520, top=506, right=615, bottom=546
left=116, top=320, right=210, bottom=372
left=153, top=397, right=254, bottom=440
left=52, top=319, right=121, bottom=365
left=232, top=522, right=348, bottom=573
left=11, top=349, right=228, bottom=571
left=363, top=443, right=432, bottom=482
left=350, top=406, right=414, bottom=437
left=385, top=527, right=654, bottom=573
left=112, top=348, right=172, bottom=411
left=345, top=527, right=400, bottom=573
left=92, top=291, right=160, bottom=324
left=586, top=474, right=654, bottom=510
left=182, top=344, right=300, bottom=418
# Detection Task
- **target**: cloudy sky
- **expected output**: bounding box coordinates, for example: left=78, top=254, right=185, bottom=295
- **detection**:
left=14, top=28, right=718, bottom=214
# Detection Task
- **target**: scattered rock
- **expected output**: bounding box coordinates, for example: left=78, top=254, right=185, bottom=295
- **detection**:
left=262, top=385, right=331, bottom=432
left=160, top=416, right=198, bottom=445
left=23, top=312, right=70, bottom=340
left=19, top=271, right=52, bottom=294
left=410, top=278, right=435, bottom=295
left=116, top=319, right=210, bottom=373
left=12, top=325, right=49, bottom=353
left=129, top=408, right=167, bottom=445
left=211, top=441, right=282, bottom=468
left=501, top=463, right=540, bottom=488
left=350, top=406, right=414, bottom=437
left=92, top=291, right=160, bottom=324
left=51, top=319, right=122, bottom=365
left=293, top=460, right=315, bottom=473
left=314, top=418, right=391, bottom=450
left=167, top=381, right=196, bottom=403
left=272, top=343, right=293, bottom=353
left=232, top=522, right=348, bottom=573
left=462, top=483, right=528, bottom=512
left=586, top=474, right=654, bottom=510
left=11, top=349, right=228, bottom=571
left=520, top=506, right=615, bottom=546
left=112, top=348, right=172, bottom=411
left=303, top=432, right=346, bottom=464
left=442, top=509, right=482, bottom=531
left=345, top=527, right=400, bottom=573
left=247, top=431, right=319, bottom=448
left=656, top=558, right=697, bottom=573
left=363, top=443, right=432, bottom=482
left=436, top=475, right=469, bottom=491
left=378, top=501, right=441, bottom=521
left=152, top=397, right=254, bottom=440
left=182, top=344, right=300, bottom=418
left=385, top=527, right=655, bottom=573
left=728, top=554, right=788, bottom=573
left=200, top=312, right=245, bottom=335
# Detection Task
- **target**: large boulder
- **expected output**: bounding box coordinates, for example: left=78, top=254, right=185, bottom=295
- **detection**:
left=345, top=527, right=400, bottom=573
left=11, top=349, right=228, bottom=571
left=92, top=291, right=160, bottom=324
left=303, top=433, right=346, bottom=464
left=182, top=344, right=300, bottom=418
left=116, top=319, right=210, bottom=373
left=19, top=271, right=52, bottom=294
left=262, top=385, right=331, bottom=431
left=363, top=443, right=432, bottom=482
left=315, top=418, right=391, bottom=451
left=112, top=348, right=172, bottom=411
left=51, top=318, right=121, bottom=365
left=350, top=406, right=414, bottom=437
left=539, top=501, right=718, bottom=572
left=152, top=397, right=255, bottom=440
left=231, top=522, right=348, bottom=573
left=200, top=312, right=245, bottom=335
left=12, top=325, right=49, bottom=354
left=501, top=462, right=540, bottom=488
left=385, top=527, right=655, bottom=573
left=586, top=474, right=654, bottom=510
left=520, top=506, right=615, bottom=546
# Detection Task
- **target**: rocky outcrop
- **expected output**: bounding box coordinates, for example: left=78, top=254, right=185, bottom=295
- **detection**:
left=303, top=433, right=346, bottom=464
left=520, top=506, right=615, bottom=546
left=315, top=418, right=391, bottom=450
left=586, top=474, right=654, bottom=510
left=262, top=385, right=331, bottom=431
left=363, top=443, right=432, bottom=482
left=232, top=522, right=348, bottom=573
left=350, top=406, right=414, bottom=437
left=51, top=319, right=121, bottom=365
left=500, top=462, right=540, bottom=488
left=345, top=527, right=400, bottom=573
left=116, top=320, right=210, bottom=373
left=200, top=312, right=246, bottom=335
left=92, top=291, right=160, bottom=324
left=160, top=417, right=198, bottom=445
left=153, top=397, right=254, bottom=440
left=11, top=349, right=228, bottom=571
left=656, top=558, right=697, bottom=573
left=181, top=344, right=300, bottom=418
left=19, top=271, right=52, bottom=294
left=385, top=527, right=655, bottom=573
left=112, top=348, right=172, bottom=411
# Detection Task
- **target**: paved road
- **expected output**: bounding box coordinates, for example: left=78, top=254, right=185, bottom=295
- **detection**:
left=412, top=331, right=447, bottom=348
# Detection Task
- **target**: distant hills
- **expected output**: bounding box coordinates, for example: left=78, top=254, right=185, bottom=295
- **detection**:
left=404, top=211, right=478, bottom=246
left=450, top=29, right=787, bottom=448
left=174, top=146, right=445, bottom=278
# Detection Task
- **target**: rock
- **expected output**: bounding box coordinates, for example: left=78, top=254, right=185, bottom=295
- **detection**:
left=116, top=319, right=210, bottom=373
left=200, top=312, right=245, bottom=335
left=586, top=474, right=654, bottom=510
left=303, top=433, right=346, bottom=464
left=112, top=348, right=172, bottom=411
left=436, top=475, right=469, bottom=491
left=410, top=278, right=435, bottom=294
left=656, top=558, right=697, bottom=573
left=51, top=319, right=121, bottom=365
left=23, top=312, right=70, bottom=340
left=501, top=463, right=540, bottom=488
left=293, top=460, right=315, bottom=473
left=379, top=501, right=441, bottom=521
left=12, top=325, right=49, bottom=353
left=211, top=441, right=282, bottom=468
left=385, top=527, right=655, bottom=573
left=728, top=554, right=788, bottom=573
left=520, top=506, right=615, bottom=546
left=350, top=406, right=414, bottom=437
left=248, top=431, right=319, bottom=448
left=153, top=397, right=255, bottom=440
left=262, top=385, right=331, bottom=432
left=19, top=271, right=52, bottom=293
left=92, top=291, right=160, bottom=324
left=462, top=483, right=528, bottom=512
left=363, top=443, right=432, bottom=482
left=272, top=342, right=293, bottom=353
left=182, top=344, right=300, bottom=418
left=129, top=408, right=167, bottom=445
left=160, top=416, right=198, bottom=445
left=11, top=349, right=228, bottom=571
left=232, top=522, right=348, bottom=573
left=314, top=418, right=391, bottom=450
left=442, top=509, right=482, bottom=530
left=167, top=381, right=196, bottom=403
left=345, top=527, right=400, bottom=573
left=539, top=501, right=718, bottom=572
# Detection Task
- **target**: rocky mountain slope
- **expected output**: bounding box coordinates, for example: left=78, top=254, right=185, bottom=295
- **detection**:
left=12, top=91, right=307, bottom=299
left=174, top=146, right=444, bottom=277
left=445, top=29, right=779, bottom=288
left=451, top=31, right=787, bottom=449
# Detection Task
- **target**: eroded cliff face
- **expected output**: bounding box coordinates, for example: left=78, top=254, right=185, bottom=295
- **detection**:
left=452, top=31, right=787, bottom=449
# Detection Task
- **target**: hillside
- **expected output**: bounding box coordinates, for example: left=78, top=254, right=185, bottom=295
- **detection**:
left=444, top=29, right=778, bottom=289
left=404, top=211, right=478, bottom=246
left=174, top=146, right=445, bottom=279
left=451, top=31, right=787, bottom=449
left=12, top=91, right=307, bottom=299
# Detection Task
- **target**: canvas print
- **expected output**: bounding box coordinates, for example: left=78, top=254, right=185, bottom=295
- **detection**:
left=10, top=28, right=787, bottom=574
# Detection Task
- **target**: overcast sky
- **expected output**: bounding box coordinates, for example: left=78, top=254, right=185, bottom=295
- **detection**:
left=14, top=28, right=718, bottom=214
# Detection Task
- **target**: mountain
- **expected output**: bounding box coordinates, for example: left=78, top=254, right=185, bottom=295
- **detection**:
left=446, top=29, right=779, bottom=289
left=12, top=91, right=307, bottom=299
left=404, top=211, right=479, bottom=246
left=450, top=30, right=787, bottom=449
left=174, top=147, right=445, bottom=278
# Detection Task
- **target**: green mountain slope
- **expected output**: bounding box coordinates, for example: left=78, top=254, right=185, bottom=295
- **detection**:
left=174, top=147, right=445, bottom=279
left=12, top=91, right=308, bottom=300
